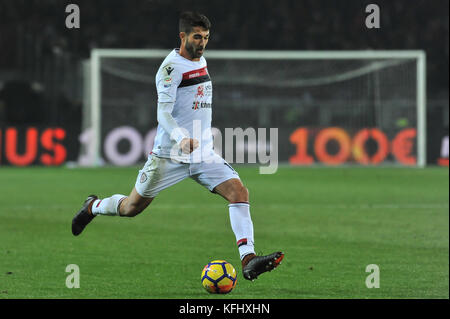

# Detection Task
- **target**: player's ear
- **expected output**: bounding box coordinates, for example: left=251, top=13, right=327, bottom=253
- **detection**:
left=179, top=32, right=186, bottom=42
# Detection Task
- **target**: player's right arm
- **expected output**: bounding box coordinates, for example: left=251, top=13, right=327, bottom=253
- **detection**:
left=156, top=63, right=198, bottom=154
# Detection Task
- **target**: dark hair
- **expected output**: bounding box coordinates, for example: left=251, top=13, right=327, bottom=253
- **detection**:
left=179, top=11, right=211, bottom=34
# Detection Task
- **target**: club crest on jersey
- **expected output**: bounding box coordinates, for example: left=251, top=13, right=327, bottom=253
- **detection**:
left=196, top=85, right=204, bottom=98
left=140, top=172, right=147, bottom=183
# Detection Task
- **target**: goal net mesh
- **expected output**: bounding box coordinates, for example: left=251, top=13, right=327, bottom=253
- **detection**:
left=84, top=52, right=420, bottom=166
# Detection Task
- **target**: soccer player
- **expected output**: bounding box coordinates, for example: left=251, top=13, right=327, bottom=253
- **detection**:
left=72, top=11, right=284, bottom=281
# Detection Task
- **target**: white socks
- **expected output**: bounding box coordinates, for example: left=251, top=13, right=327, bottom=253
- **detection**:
left=229, top=202, right=255, bottom=260
left=90, top=196, right=255, bottom=260
left=91, top=195, right=127, bottom=216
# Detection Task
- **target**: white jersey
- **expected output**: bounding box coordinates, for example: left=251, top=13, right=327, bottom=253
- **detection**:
left=152, top=49, right=214, bottom=163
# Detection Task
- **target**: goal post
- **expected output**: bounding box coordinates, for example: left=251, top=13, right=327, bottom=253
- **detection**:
left=84, top=49, right=426, bottom=167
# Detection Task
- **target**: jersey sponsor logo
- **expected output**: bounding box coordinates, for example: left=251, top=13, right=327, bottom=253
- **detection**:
left=182, top=67, right=208, bottom=80
left=191, top=85, right=212, bottom=110
left=179, top=67, right=210, bottom=88
left=192, top=101, right=212, bottom=110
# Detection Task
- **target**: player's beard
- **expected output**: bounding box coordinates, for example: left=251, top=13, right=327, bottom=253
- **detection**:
left=185, top=39, right=203, bottom=59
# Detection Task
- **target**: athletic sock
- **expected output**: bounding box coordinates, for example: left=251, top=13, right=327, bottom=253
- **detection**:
left=228, top=202, right=255, bottom=260
left=91, top=194, right=127, bottom=216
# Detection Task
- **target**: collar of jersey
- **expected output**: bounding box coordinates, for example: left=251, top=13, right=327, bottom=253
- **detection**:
left=174, top=48, right=203, bottom=64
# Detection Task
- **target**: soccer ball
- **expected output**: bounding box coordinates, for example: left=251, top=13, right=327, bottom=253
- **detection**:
left=201, top=260, right=237, bottom=294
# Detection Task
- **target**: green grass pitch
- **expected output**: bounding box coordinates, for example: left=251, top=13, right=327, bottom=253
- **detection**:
left=0, top=165, right=448, bottom=298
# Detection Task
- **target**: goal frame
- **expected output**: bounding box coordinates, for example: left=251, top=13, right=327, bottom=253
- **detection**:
left=89, top=49, right=427, bottom=167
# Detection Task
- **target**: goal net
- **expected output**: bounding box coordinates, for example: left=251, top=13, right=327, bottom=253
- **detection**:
left=81, top=50, right=426, bottom=167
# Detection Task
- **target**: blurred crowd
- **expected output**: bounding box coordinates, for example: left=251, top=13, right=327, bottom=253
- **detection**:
left=1, top=0, right=448, bottom=87
left=0, top=0, right=448, bottom=123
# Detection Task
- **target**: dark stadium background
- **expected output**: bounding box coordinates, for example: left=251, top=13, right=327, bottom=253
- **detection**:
left=0, top=0, right=448, bottom=165
left=0, top=0, right=448, bottom=304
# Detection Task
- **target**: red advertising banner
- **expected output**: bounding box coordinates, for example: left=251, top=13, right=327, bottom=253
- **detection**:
left=290, top=127, right=418, bottom=165
left=0, top=126, right=447, bottom=167
left=0, top=127, right=67, bottom=166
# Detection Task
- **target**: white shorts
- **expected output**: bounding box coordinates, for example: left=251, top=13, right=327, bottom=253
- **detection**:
left=135, top=153, right=240, bottom=198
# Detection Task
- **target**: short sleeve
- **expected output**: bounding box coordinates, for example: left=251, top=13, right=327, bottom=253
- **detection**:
left=155, top=63, right=182, bottom=103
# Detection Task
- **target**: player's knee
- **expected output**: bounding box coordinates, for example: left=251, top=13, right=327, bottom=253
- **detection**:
left=242, top=186, right=249, bottom=201
left=230, top=185, right=249, bottom=203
